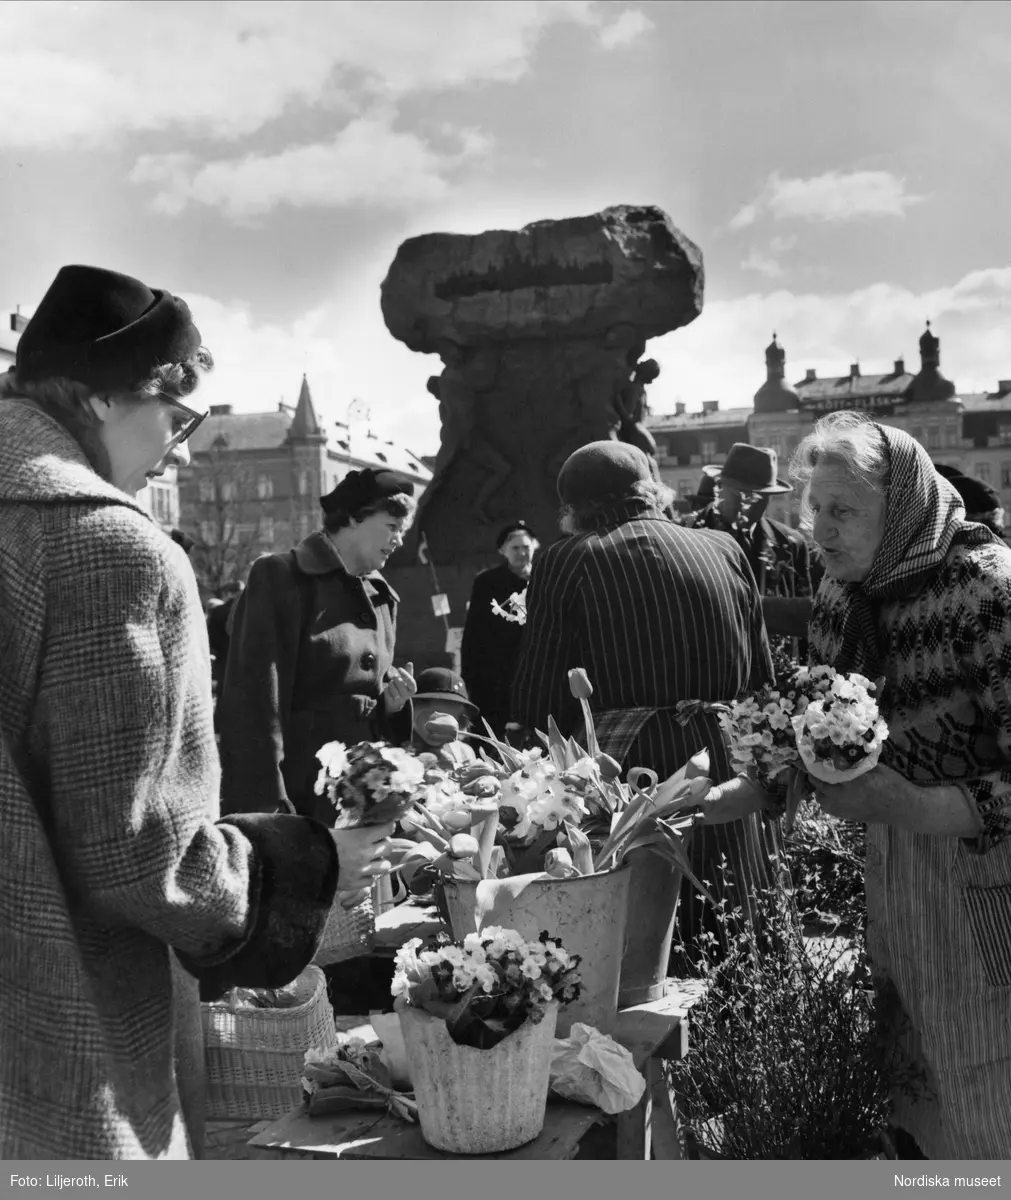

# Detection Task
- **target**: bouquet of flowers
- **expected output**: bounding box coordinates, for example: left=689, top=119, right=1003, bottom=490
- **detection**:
left=790, top=666, right=888, bottom=785
left=490, top=589, right=528, bottom=625
left=391, top=926, right=582, bottom=1050
left=315, top=740, right=427, bottom=829
left=301, top=1035, right=417, bottom=1122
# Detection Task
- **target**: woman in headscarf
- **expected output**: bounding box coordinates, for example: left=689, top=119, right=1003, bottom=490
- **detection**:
left=217, top=468, right=419, bottom=824
left=0, top=265, right=394, bottom=1159
left=793, top=410, right=1011, bottom=1159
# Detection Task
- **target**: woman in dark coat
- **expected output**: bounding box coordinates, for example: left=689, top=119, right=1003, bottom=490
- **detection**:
left=0, top=265, right=394, bottom=1159
left=217, top=469, right=419, bottom=824
left=460, top=520, right=539, bottom=737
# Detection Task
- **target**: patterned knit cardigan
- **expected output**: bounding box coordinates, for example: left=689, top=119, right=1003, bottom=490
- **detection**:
left=0, top=400, right=339, bottom=1159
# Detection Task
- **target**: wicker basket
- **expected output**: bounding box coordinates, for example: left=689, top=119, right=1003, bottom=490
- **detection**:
left=202, top=965, right=336, bottom=1120
left=312, top=888, right=376, bottom=968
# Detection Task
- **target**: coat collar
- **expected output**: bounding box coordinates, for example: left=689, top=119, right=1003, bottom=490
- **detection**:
left=0, top=398, right=150, bottom=517
left=292, top=530, right=400, bottom=605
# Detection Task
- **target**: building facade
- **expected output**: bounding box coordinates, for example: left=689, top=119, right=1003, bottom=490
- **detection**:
left=648, top=325, right=1011, bottom=532
left=177, top=375, right=433, bottom=594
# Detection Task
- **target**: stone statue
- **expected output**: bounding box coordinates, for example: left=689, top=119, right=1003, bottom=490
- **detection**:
left=381, top=204, right=704, bottom=564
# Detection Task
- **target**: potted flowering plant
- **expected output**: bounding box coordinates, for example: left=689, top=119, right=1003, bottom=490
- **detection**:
left=391, top=926, right=581, bottom=1154
left=310, top=740, right=427, bottom=967
left=391, top=668, right=712, bottom=1029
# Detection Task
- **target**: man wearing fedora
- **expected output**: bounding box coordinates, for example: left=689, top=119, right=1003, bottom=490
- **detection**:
left=935, top=463, right=1007, bottom=540
left=693, top=443, right=814, bottom=646
left=512, top=441, right=794, bottom=969
left=461, top=520, right=540, bottom=738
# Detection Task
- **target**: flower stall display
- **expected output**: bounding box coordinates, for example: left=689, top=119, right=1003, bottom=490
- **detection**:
left=391, top=927, right=581, bottom=1153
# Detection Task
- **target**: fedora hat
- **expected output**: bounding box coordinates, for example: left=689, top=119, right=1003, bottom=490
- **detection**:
left=719, top=443, right=792, bottom=496
left=412, top=667, right=479, bottom=714
left=16, top=264, right=201, bottom=393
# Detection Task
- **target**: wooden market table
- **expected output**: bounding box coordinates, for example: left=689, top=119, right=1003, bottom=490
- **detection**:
left=245, top=979, right=707, bottom=1162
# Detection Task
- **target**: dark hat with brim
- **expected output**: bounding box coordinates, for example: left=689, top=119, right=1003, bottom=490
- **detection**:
left=719, top=443, right=792, bottom=495
left=496, top=520, right=537, bottom=549
left=16, top=264, right=201, bottom=393
left=320, top=467, right=416, bottom=515
left=412, top=667, right=479, bottom=714
left=557, top=441, right=653, bottom=507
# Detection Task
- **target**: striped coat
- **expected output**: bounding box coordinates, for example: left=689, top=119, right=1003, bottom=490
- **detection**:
left=511, top=498, right=790, bottom=962
left=0, top=400, right=339, bottom=1159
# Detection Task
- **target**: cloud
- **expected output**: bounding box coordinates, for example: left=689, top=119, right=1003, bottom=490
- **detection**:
left=740, top=250, right=784, bottom=279
left=0, top=0, right=609, bottom=150
left=597, top=9, right=654, bottom=50
left=648, top=265, right=1011, bottom=415
left=132, top=114, right=491, bottom=219
left=730, top=170, right=926, bottom=229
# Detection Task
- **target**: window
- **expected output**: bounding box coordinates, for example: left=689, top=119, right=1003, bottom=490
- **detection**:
left=258, top=516, right=274, bottom=544
left=910, top=426, right=924, bottom=443
left=654, top=441, right=668, bottom=461
left=700, top=439, right=717, bottom=462
left=977, top=462, right=992, bottom=483
left=221, top=480, right=237, bottom=502
left=1001, top=463, right=1011, bottom=489
left=300, top=513, right=314, bottom=538
left=257, top=475, right=274, bottom=500
left=927, top=426, right=941, bottom=450
left=199, top=521, right=216, bottom=545
left=199, top=478, right=215, bottom=503
left=678, top=480, right=694, bottom=498
left=297, top=471, right=311, bottom=496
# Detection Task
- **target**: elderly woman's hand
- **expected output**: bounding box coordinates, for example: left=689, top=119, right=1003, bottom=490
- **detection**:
left=332, top=821, right=395, bottom=894
left=699, top=774, right=775, bottom=824
left=813, top=764, right=982, bottom=837
left=382, top=662, right=417, bottom=714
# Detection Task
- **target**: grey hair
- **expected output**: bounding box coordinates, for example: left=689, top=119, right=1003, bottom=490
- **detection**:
left=0, top=349, right=213, bottom=481
left=789, top=411, right=890, bottom=532
left=559, top=478, right=675, bottom=536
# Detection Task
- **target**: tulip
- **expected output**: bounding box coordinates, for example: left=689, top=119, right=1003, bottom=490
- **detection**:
left=441, top=810, right=474, bottom=832
left=448, top=833, right=481, bottom=859
left=595, top=753, right=622, bottom=781
left=544, top=848, right=579, bottom=879
left=568, top=668, right=593, bottom=700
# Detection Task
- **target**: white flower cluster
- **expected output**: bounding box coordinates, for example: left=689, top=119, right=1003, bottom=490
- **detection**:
left=728, top=689, right=808, bottom=784
left=791, top=669, right=888, bottom=783
left=497, top=751, right=589, bottom=841
left=491, top=589, right=528, bottom=625
left=391, top=926, right=577, bottom=1008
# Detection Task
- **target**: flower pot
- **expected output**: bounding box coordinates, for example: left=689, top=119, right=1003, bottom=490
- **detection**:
left=442, top=865, right=631, bottom=1036
left=618, top=847, right=683, bottom=1007
left=398, top=1003, right=558, bottom=1154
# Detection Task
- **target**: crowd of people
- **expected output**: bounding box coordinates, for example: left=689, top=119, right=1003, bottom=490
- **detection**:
left=2, top=263, right=1011, bottom=1161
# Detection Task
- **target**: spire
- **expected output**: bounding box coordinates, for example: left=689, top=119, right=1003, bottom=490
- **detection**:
left=287, top=374, right=326, bottom=443
left=919, top=319, right=940, bottom=369
left=765, top=332, right=785, bottom=381
left=911, top=320, right=954, bottom=403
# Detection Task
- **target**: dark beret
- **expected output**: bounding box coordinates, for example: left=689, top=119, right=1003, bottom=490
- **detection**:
left=949, top=472, right=1001, bottom=514
left=557, top=441, right=652, bottom=507
left=319, top=467, right=415, bottom=515
left=496, top=520, right=537, bottom=549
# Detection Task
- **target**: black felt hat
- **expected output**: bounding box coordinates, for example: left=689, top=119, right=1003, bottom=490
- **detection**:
left=319, top=467, right=415, bottom=515
left=949, top=472, right=1001, bottom=514
left=413, top=667, right=479, bottom=714
left=557, top=441, right=653, bottom=507
left=16, top=265, right=201, bottom=392
left=496, top=520, right=537, bottom=549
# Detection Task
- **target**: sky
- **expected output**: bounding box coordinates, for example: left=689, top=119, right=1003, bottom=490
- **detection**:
left=3, top=0, right=1011, bottom=457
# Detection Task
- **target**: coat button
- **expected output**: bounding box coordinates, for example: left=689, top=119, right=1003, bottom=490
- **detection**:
left=362, top=652, right=377, bottom=670
left=359, top=611, right=371, bottom=623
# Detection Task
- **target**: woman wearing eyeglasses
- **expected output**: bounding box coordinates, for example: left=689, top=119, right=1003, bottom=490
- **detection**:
left=0, top=266, right=395, bottom=1160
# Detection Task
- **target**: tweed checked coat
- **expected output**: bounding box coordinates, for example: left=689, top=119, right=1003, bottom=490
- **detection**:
left=217, top=532, right=399, bottom=824
left=0, top=400, right=339, bottom=1160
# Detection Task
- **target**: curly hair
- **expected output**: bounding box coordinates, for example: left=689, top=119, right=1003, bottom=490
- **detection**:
left=789, top=411, right=890, bottom=535
left=0, top=347, right=214, bottom=480
left=559, top=477, right=675, bottom=535
left=321, top=491, right=417, bottom=534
